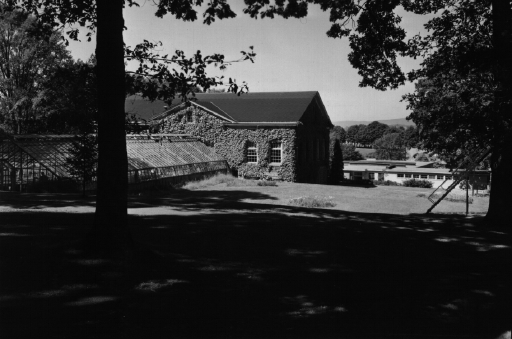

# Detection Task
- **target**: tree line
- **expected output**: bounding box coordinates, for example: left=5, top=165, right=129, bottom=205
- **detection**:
left=330, top=122, right=421, bottom=161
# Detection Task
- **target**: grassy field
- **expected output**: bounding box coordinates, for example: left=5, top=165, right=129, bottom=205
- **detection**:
left=193, top=180, right=489, bottom=215
left=0, top=181, right=508, bottom=339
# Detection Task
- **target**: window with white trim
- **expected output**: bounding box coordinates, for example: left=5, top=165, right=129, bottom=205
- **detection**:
left=246, top=141, right=258, bottom=163
left=405, top=174, right=411, bottom=178
left=437, top=175, right=444, bottom=180
left=428, top=175, right=436, bottom=179
left=397, top=173, right=404, bottom=178
left=270, top=140, right=282, bottom=164
left=421, top=174, right=428, bottom=179
left=413, top=174, right=420, bottom=178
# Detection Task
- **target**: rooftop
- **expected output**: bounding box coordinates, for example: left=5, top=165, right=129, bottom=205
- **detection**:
left=126, top=91, right=330, bottom=124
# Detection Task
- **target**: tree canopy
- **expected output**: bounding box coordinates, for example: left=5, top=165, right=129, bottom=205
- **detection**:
left=373, top=133, right=407, bottom=161
left=0, top=7, right=71, bottom=134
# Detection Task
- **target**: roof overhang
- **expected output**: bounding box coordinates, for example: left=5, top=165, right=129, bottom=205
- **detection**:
left=223, top=122, right=301, bottom=128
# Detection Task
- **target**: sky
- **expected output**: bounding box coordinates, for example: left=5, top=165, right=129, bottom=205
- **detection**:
left=67, top=2, right=434, bottom=123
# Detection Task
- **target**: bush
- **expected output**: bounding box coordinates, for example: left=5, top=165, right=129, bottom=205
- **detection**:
left=373, top=180, right=400, bottom=186
left=288, top=196, right=336, bottom=208
left=257, top=180, right=277, bottom=187
left=183, top=174, right=258, bottom=190
left=402, top=179, right=433, bottom=188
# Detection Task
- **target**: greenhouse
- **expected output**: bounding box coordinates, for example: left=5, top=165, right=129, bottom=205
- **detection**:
left=0, top=132, right=228, bottom=191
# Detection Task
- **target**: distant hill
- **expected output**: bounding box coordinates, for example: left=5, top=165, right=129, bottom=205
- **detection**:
left=333, top=117, right=415, bottom=129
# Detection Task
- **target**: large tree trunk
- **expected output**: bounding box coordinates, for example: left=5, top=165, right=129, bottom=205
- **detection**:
left=486, top=0, right=512, bottom=226
left=88, top=0, right=133, bottom=249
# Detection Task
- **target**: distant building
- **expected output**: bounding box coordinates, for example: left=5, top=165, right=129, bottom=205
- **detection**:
left=131, top=92, right=333, bottom=183
left=344, top=160, right=490, bottom=189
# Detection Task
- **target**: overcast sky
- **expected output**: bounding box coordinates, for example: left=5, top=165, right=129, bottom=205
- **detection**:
left=67, top=2, right=434, bottom=123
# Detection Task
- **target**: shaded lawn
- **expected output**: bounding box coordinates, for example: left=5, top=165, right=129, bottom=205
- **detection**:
left=0, top=190, right=509, bottom=339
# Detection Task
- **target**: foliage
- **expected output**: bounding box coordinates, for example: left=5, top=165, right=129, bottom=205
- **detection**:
left=35, top=57, right=97, bottom=133
left=341, top=144, right=364, bottom=161
left=330, top=126, right=346, bottom=144
left=373, top=133, right=407, bottom=160
left=66, top=133, right=98, bottom=196
left=257, top=180, right=277, bottom=187
left=402, top=179, right=433, bottom=188
left=345, top=125, right=361, bottom=144
left=365, top=121, right=389, bottom=145
left=183, top=173, right=258, bottom=190
left=373, top=180, right=400, bottom=186
left=328, top=132, right=344, bottom=184
left=0, top=7, right=71, bottom=134
left=402, top=126, right=420, bottom=149
left=288, top=196, right=336, bottom=208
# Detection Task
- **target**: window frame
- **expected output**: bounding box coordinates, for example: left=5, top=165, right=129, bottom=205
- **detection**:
left=246, top=141, right=258, bottom=164
left=270, top=140, right=283, bottom=165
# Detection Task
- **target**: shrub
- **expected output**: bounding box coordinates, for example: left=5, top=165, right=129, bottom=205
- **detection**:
left=257, top=180, right=278, bottom=187
left=373, top=180, right=400, bottom=186
left=402, top=179, right=433, bottom=188
left=288, top=196, right=336, bottom=208
left=183, top=174, right=258, bottom=190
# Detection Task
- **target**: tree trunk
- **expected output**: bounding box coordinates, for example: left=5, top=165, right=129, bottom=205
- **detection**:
left=486, top=0, right=512, bottom=226
left=88, top=0, right=133, bottom=249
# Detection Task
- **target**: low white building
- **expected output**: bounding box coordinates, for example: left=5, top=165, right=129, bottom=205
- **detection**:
left=343, top=160, right=489, bottom=189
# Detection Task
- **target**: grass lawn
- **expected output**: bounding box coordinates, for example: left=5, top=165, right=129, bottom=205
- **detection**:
left=197, top=181, right=489, bottom=215
left=0, top=183, right=509, bottom=339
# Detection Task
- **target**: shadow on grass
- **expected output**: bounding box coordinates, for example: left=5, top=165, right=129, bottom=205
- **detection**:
left=0, top=189, right=278, bottom=211
left=0, top=202, right=510, bottom=338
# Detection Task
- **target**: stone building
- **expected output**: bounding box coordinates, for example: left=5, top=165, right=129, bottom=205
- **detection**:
left=128, top=92, right=333, bottom=183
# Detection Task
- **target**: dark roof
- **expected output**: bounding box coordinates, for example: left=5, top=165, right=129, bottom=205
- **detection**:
left=125, top=95, right=172, bottom=121
left=127, top=92, right=327, bottom=123
left=192, top=92, right=318, bottom=122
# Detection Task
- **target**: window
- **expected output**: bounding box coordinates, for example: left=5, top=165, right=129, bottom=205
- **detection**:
left=405, top=174, right=411, bottom=178
left=397, top=173, right=404, bottom=178
left=369, top=173, right=375, bottom=180
left=413, top=174, right=420, bottom=178
left=185, top=111, right=193, bottom=123
left=421, top=174, right=428, bottom=179
left=270, top=140, right=282, bottom=164
left=246, top=141, right=258, bottom=163
left=445, top=175, right=452, bottom=180
left=437, top=175, right=444, bottom=180
left=428, top=175, right=436, bottom=179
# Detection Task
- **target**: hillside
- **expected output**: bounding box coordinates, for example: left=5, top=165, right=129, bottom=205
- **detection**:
left=333, top=117, right=415, bottom=129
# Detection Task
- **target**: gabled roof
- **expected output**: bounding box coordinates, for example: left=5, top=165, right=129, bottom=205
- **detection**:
left=126, top=92, right=331, bottom=125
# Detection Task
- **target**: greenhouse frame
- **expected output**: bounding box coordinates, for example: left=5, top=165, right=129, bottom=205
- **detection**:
left=0, top=132, right=228, bottom=192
